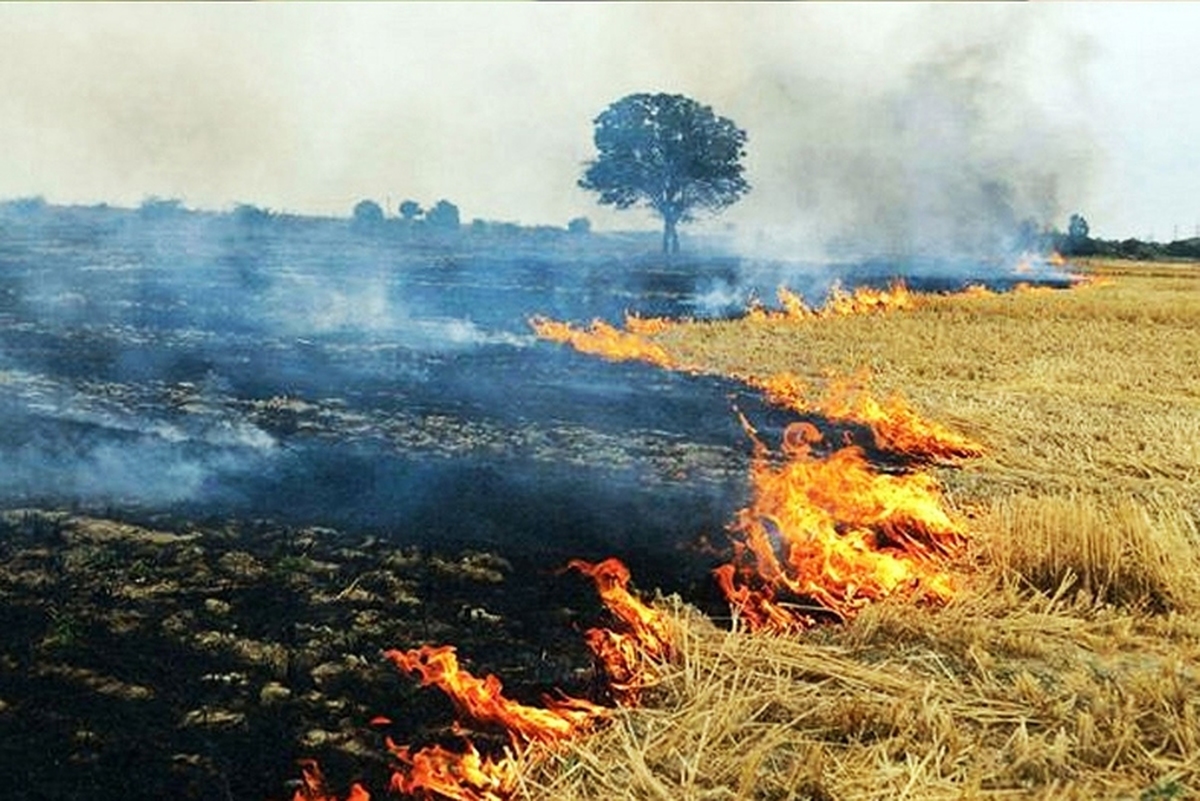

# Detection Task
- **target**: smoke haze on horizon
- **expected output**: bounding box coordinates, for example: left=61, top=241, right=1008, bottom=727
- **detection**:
left=0, top=3, right=1197, bottom=248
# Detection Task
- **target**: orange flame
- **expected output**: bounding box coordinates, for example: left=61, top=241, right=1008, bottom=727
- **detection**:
left=530, top=316, right=678, bottom=370
left=386, top=740, right=519, bottom=801
left=383, top=645, right=606, bottom=745
left=291, top=759, right=370, bottom=801
left=378, top=560, right=672, bottom=799
left=716, top=421, right=964, bottom=632
left=623, top=312, right=677, bottom=336
left=751, top=372, right=983, bottom=462
left=821, top=280, right=914, bottom=317
left=568, top=558, right=674, bottom=704
left=1013, top=281, right=1055, bottom=295
left=747, top=281, right=915, bottom=323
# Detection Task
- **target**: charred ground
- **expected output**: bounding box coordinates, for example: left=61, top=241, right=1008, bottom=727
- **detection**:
left=0, top=202, right=1082, bottom=799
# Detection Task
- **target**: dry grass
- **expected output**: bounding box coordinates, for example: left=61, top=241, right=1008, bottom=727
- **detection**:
left=525, top=260, right=1200, bottom=800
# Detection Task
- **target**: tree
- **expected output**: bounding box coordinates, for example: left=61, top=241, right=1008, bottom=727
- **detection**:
left=579, top=93, right=749, bottom=254
left=352, top=199, right=384, bottom=228
left=567, top=216, right=591, bottom=235
left=1061, top=213, right=1093, bottom=256
left=425, top=199, right=460, bottom=230
left=1068, top=213, right=1089, bottom=241
left=398, top=200, right=423, bottom=222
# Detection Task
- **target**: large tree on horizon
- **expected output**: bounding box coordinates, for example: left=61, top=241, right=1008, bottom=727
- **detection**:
left=579, top=93, right=749, bottom=254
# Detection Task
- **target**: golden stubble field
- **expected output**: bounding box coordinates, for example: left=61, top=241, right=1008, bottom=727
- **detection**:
left=525, top=260, right=1200, bottom=800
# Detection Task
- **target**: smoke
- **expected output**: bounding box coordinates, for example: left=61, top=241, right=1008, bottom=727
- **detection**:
left=0, top=3, right=1100, bottom=245
left=726, top=7, right=1099, bottom=260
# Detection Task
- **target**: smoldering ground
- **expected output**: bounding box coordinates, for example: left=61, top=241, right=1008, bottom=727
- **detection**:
left=0, top=205, right=773, bottom=587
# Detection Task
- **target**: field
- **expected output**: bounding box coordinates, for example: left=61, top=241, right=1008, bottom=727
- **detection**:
left=2, top=228, right=1198, bottom=799
left=526, top=260, right=1200, bottom=800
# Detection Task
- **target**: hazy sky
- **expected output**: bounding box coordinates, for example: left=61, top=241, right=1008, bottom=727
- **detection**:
left=1, top=2, right=1197, bottom=243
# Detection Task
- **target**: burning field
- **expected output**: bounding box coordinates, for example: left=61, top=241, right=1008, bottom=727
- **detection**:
left=2, top=205, right=1199, bottom=801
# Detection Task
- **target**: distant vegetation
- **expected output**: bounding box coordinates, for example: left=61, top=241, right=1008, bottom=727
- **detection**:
left=1048, top=212, right=1200, bottom=261
left=4, top=197, right=1197, bottom=264
left=0, top=196, right=629, bottom=260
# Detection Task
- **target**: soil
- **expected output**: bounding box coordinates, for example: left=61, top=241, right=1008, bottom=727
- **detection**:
left=0, top=507, right=639, bottom=800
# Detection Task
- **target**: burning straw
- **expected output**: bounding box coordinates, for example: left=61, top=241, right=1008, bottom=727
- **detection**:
left=532, top=281, right=984, bottom=631
left=286, top=280, right=1000, bottom=798
left=715, top=418, right=965, bottom=632
left=287, top=557, right=677, bottom=801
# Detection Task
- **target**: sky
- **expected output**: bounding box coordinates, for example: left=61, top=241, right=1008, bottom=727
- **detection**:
left=0, top=2, right=1197, bottom=246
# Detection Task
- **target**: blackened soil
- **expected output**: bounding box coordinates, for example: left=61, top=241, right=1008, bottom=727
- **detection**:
left=0, top=508, right=693, bottom=801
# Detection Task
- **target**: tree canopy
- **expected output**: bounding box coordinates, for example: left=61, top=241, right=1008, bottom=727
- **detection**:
left=398, top=200, right=422, bottom=222
left=424, top=200, right=460, bottom=230
left=352, top=199, right=384, bottom=228
left=579, top=93, right=749, bottom=254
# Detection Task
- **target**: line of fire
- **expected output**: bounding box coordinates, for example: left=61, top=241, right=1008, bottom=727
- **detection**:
left=285, top=271, right=1110, bottom=801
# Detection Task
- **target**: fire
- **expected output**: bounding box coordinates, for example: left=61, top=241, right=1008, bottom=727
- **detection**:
left=750, top=372, right=984, bottom=462
left=623, top=311, right=677, bottom=336
left=291, top=759, right=370, bottom=801
left=776, top=286, right=815, bottom=319
left=383, top=645, right=606, bottom=745
left=288, top=272, right=1017, bottom=799
left=746, top=281, right=915, bottom=323
left=529, top=315, right=678, bottom=369
left=821, top=280, right=914, bottom=317
left=386, top=741, right=519, bottom=801
left=568, top=558, right=674, bottom=704
left=365, top=557, right=668, bottom=799
left=715, top=420, right=964, bottom=632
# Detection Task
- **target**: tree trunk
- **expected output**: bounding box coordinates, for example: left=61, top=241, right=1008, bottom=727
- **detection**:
left=662, top=218, right=680, bottom=255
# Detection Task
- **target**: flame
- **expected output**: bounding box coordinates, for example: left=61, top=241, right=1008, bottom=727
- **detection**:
left=623, top=312, right=677, bottom=336
left=821, top=280, right=914, bottom=317
left=716, top=420, right=964, bottom=632
left=530, top=316, right=678, bottom=369
left=747, top=281, right=915, bottom=323
left=776, top=286, right=815, bottom=319
left=567, top=558, right=674, bottom=704
left=375, top=558, right=671, bottom=799
left=751, top=372, right=984, bottom=462
left=291, top=759, right=370, bottom=801
left=383, top=645, right=606, bottom=745
left=386, top=741, right=518, bottom=801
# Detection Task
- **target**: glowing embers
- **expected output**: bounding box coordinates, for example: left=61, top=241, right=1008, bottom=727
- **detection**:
left=750, top=372, right=984, bottom=463
left=715, top=420, right=964, bottom=633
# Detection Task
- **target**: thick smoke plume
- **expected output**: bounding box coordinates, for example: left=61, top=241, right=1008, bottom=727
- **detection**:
left=728, top=9, right=1097, bottom=259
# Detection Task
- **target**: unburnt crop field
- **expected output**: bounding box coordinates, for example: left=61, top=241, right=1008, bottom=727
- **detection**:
left=1, top=208, right=1197, bottom=801
left=528, top=258, right=1200, bottom=801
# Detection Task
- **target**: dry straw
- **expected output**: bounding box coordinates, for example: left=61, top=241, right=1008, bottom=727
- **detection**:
left=522, top=260, right=1200, bottom=800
